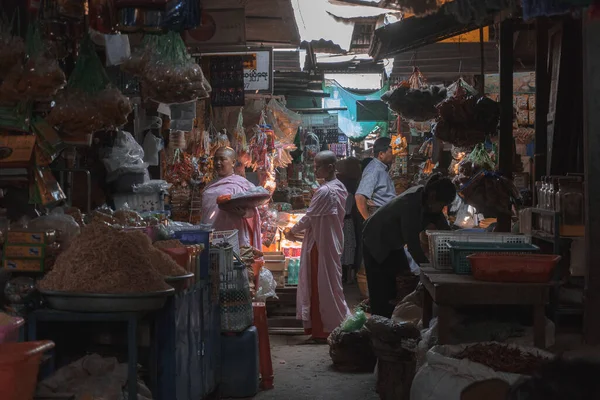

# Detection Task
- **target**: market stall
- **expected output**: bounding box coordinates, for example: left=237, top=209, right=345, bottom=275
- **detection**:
left=0, top=0, right=307, bottom=398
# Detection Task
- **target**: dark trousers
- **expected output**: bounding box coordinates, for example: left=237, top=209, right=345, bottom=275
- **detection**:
left=363, top=242, right=410, bottom=318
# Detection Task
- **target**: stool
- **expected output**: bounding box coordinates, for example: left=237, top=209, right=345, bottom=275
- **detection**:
left=253, top=302, right=274, bottom=390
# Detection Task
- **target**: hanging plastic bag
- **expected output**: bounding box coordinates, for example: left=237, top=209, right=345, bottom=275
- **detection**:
left=29, top=167, right=66, bottom=207
left=47, top=35, right=132, bottom=137
left=233, top=108, right=251, bottom=166
left=121, top=31, right=211, bottom=104
left=143, top=132, right=164, bottom=166
left=265, top=98, right=302, bottom=147
left=103, top=130, right=148, bottom=181
left=0, top=23, right=65, bottom=104
left=104, top=33, right=131, bottom=67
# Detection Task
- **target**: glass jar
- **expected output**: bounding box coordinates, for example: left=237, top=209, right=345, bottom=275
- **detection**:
left=558, top=181, right=585, bottom=237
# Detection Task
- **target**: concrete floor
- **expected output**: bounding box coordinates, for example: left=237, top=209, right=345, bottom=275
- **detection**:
left=255, top=335, right=379, bottom=400
left=255, top=282, right=378, bottom=400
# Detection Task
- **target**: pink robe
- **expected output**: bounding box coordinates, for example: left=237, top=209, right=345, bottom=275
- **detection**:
left=291, top=179, right=351, bottom=333
left=201, top=174, right=262, bottom=249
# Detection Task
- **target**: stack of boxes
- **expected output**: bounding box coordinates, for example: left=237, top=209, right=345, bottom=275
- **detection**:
left=3, top=230, right=58, bottom=273
left=263, top=252, right=286, bottom=287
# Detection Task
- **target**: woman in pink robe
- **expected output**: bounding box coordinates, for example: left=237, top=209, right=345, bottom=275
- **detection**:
left=286, top=151, right=351, bottom=341
left=201, top=147, right=262, bottom=249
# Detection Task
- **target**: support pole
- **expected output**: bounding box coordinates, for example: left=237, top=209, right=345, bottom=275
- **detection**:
left=479, top=27, right=485, bottom=94
left=534, top=18, right=549, bottom=181
left=497, top=19, right=514, bottom=232
left=582, top=9, right=600, bottom=345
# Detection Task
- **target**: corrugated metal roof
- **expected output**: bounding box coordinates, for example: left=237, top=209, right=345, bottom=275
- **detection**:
left=391, top=42, right=499, bottom=82
left=293, top=0, right=356, bottom=51
left=274, top=50, right=302, bottom=72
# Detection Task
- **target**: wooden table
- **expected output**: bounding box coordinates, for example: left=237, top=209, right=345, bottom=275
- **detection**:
left=420, top=266, right=551, bottom=348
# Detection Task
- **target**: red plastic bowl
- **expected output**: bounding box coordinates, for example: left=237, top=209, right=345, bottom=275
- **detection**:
left=0, top=315, right=24, bottom=344
left=0, top=341, right=55, bottom=400
left=467, top=253, right=562, bottom=283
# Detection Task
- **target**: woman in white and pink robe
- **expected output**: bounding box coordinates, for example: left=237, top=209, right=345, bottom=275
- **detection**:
left=286, top=151, right=351, bottom=340
left=201, top=147, right=262, bottom=249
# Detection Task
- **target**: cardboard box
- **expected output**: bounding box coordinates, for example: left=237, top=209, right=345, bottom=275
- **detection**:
left=0, top=135, right=36, bottom=167
left=3, top=258, right=44, bottom=272
left=7, top=230, right=56, bottom=244
left=4, top=244, right=45, bottom=259
left=271, top=270, right=287, bottom=287
left=264, top=251, right=286, bottom=272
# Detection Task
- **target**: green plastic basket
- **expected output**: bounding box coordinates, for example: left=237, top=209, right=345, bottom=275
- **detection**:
left=446, top=242, right=540, bottom=275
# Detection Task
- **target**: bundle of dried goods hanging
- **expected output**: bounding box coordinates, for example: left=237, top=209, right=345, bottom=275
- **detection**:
left=47, top=35, right=131, bottom=136
left=458, top=171, right=520, bottom=216
left=452, top=144, right=495, bottom=187
left=38, top=224, right=188, bottom=294
left=453, top=343, right=548, bottom=375
left=0, top=24, right=65, bottom=103
left=433, top=83, right=500, bottom=146
left=122, top=31, right=211, bottom=104
left=382, top=82, right=446, bottom=122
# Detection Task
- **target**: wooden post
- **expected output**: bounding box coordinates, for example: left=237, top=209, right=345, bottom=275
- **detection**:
left=534, top=19, right=549, bottom=181
left=479, top=27, right=486, bottom=94
left=497, top=19, right=514, bottom=232
left=582, top=9, right=600, bottom=345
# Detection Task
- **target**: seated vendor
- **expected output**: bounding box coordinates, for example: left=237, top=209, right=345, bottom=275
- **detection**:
left=201, top=147, right=263, bottom=249
left=362, top=173, right=456, bottom=318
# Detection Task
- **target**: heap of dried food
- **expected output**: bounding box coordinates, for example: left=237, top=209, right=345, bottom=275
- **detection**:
left=122, top=31, right=211, bottom=104
left=0, top=24, right=65, bottom=103
left=38, top=224, right=187, bottom=294
left=454, top=343, right=548, bottom=375
left=47, top=36, right=131, bottom=137
left=434, top=86, right=500, bottom=146
left=85, top=206, right=158, bottom=228
left=382, top=84, right=446, bottom=122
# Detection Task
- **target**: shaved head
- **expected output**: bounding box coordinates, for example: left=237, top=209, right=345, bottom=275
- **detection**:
left=214, top=146, right=236, bottom=177
left=215, top=146, right=236, bottom=161
left=314, top=150, right=337, bottom=181
left=315, top=150, right=337, bottom=165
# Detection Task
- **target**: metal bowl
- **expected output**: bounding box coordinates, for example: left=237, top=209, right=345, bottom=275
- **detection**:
left=39, top=289, right=175, bottom=313
left=165, top=273, right=195, bottom=292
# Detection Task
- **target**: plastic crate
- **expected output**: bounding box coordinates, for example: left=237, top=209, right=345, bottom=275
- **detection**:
left=447, top=242, right=540, bottom=275
left=210, top=230, right=240, bottom=258
left=173, top=229, right=211, bottom=278
left=468, top=253, right=561, bottom=282
left=426, top=231, right=532, bottom=270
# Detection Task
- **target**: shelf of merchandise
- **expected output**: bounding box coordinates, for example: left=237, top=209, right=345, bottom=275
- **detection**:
left=530, top=208, right=584, bottom=326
